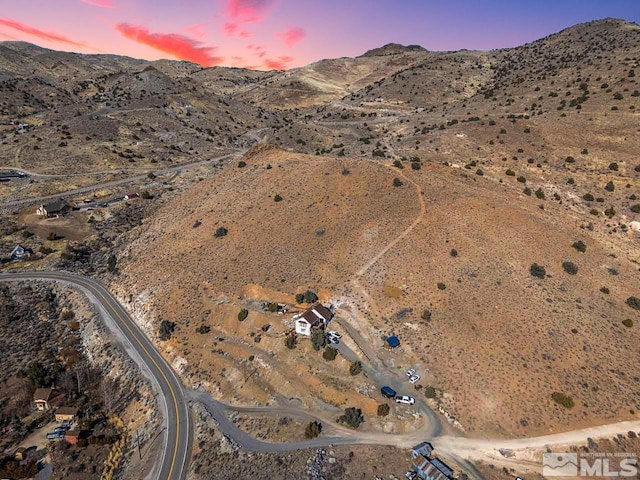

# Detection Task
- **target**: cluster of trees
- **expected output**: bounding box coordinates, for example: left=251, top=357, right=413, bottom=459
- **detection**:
left=295, top=290, right=318, bottom=304
left=338, top=407, right=364, bottom=428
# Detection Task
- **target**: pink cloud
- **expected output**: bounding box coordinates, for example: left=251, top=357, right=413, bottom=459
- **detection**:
left=264, top=55, right=293, bottom=70
left=186, top=21, right=214, bottom=40
left=81, top=0, right=115, bottom=8
left=226, top=0, right=275, bottom=21
left=115, top=23, right=223, bottom=66
left=222, top=21, right=251, bottom=38
left=276, top=27, right=305, bottom=48
left=0, top=17, right=87, bottom=47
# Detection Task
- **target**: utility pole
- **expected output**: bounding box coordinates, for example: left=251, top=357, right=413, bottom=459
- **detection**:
left=136, top=430, right=142, bottom=460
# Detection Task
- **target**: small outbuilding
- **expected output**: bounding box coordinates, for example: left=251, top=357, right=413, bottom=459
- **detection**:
left=64, top=430, right=81, bottom=445
left=385, top=335, right=400, bottom=349
left=11, top=245, right=33, bottom=260
left=55, top=407, right=77, bottom=423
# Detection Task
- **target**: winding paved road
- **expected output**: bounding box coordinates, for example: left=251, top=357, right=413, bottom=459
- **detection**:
left=0, top=271, right=191, bottom=480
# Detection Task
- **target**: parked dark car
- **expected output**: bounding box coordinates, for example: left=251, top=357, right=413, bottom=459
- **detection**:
left=381, top=386, right=397, bottom=399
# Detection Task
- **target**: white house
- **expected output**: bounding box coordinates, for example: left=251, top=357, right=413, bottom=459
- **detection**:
left=294, top=303, right=333, bottom=336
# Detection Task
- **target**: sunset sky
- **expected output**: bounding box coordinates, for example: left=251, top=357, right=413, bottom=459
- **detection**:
left=1, top=0, right=639, bottom=70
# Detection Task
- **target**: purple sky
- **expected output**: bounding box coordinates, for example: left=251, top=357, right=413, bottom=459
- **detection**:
left=0, top=0, right=638, bottom=70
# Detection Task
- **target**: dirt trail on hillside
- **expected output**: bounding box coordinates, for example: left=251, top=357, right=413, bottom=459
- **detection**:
left=355, top=165, right=426, bottom=277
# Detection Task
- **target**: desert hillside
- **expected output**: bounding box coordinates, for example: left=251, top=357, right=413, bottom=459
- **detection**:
left=118, top=142, right=640, bottom=436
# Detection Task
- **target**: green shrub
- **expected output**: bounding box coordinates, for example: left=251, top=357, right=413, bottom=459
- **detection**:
left=323, top=346, right=338, bottom=361
left=107, top=255, right=117, bottom=273
left=437, top=282, right=446, bottom=291
left=565, top=156, right=575, bottom=163
left=562, top=261, right=579, bottom=275
left=421, top=309, right=432, bottom=322
left=393, top=160, right=404, bottom=169
left=311, top=330, right=326, bottom=351
left=450, top=249, right=458, bottom=257
left=305, top=421, right=322, bottom=439
left=295, top=293, right=304, bottom=303
left=572, top=240, right=587, bottom=253
left=626, top=297, right=640, bottom=311
left=583, top=193, right=594, bottom=201
left=530, top=263, right=546, bottom=279
left=349, top=361, right=362, bottom=376
left=338, top=407, right=364, bottom=428
left=630, top=204, right=640, bottom=213
left=424, top=386, right=437, bottom=399
left=604, top=206, right=616, bottom=218
left=551, top=392, right=575, bottom=408
left=238, top=161, right=247, bottom=168
left=238, top=309, right=249, bottom=322
left=605, top=181, right=615, bottom=192
left=535, top=188, right=545, bottom=199
left=517, top=176, right=527, bottom=183
left=303, top=290, right=318, bottom=303
left=214, top=226, right=228, bottom=238
left=506, top=169, right=515, bottom=176
left=159, top=320, right=176, bottom=341
left=274, top=194, right=283, bottom=202
left=196, top=325, right=210, bottom=334
left=266, top=302, right=278, bottom=312
left=622, top=319, right=634, bottom=328
left=377, top=403, right=390, bottom=417
left=285, top=334, right=297, bottom=349
left=411, top=162, right=421, bottom=171
left=600, top=287, right=610, bottom=295
left=393, top=177, right=403, bottom=187
left=608, top=162, right=619, bottom=171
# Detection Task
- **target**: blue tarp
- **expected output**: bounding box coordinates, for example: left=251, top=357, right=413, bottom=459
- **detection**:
left=386, top=336, right=400, bottom=348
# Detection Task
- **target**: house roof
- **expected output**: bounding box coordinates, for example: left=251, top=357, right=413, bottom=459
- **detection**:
left=33, top=388, right=54, bottom=402
left=311, top=303, right=333, bottom=322
left=386, top=336, right=400, bottom=348
left=430, top=458, right=454, bottom=478
left=42, top=200, right=68, bottom=213
left=65, top=430, right=81, bottom=438
left=56, top=406, right=77, bottom=415
left=413, top=441, right=432, bottom=450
